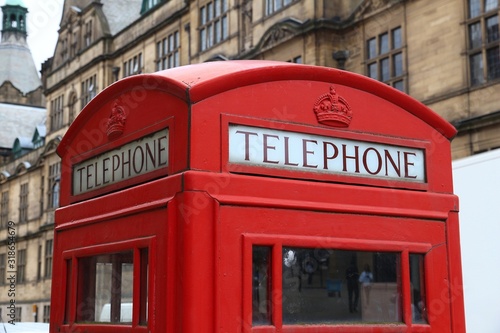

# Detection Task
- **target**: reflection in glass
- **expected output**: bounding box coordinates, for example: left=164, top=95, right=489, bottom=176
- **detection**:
left=77, top=251, right=134, bottom=324
left=410, top=254, right=427, bottom=324
left=282, top=248, right=402, bottom=324
left=253, top=246, right=272, bottom=325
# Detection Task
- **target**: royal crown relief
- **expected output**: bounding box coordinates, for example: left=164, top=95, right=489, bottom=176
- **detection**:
left=107, top=102, right=127, bottom=140
left=313, top=86, right=353, bottom=128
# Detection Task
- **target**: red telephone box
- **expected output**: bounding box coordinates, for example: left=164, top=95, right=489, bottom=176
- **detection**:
left=51, top=61, right=465, bottom=333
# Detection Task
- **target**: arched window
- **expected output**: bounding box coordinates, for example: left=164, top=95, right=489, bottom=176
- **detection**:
left=10, top=14, right=17, bottom=28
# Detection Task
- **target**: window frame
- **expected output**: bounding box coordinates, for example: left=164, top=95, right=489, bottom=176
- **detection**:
left=81, top=74, right=97, bottom=109
left=123, top=53, right=143, bottom=78
left=50, top=94, right=64, bottom=132
left=19, top=183, right=29, bottom=224
left=265, top=0, right=298, bottom=16
left=365, top=26, right=406, bottom=92
left=156, top=31, right=180, bottom=71
left=61, top=237, right=154, bottom=332
left=0, top=191, right=8, bottom=229
left=45, top=239, right=54, bottom=278
left=17, top=248, right=26, bottom=284
left=199, top=0, right=229, bottom=52
left=243, top=234, right=430, bottom=331
left=466, top=0, right=500, bottom=85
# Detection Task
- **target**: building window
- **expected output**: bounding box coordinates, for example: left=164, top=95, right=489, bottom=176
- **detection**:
left=45, top=240, right=53, bottom=278
left=366, top=27, right=405, bottom=91
left=50, top=95, right=64, bottom=131
left=141, top=0, right=163, bottom=14
left=265, top=0, right=296, bottom=16
left=200, top=0, right=229, bottom=52
left=48, top=162, right=60, bottom=209
left=123, top=53, right=143, bottom=77
left=15, top=307, right=22, bottom=322
left=68, top=94, right=78, bottom=123
left=43, top=305, right=50, bottom=323
left=70, top=31, right=79, bottom=57
left=0, top=191, right=8, bottom=229
left=37, top=245, right=42, bottom=280
left=17, top=249, right=26, bottom=283
left=467, top=0, right=500, bottom=85
left=19, top=183, right=28, bottom=223
left=156, top=31, right=180, bottom=71
left=287, top=55, right=302, bottom=63
left=0, top=254, right=5, bottom=285
left=81, top=74, right=97, bottom=109
left=60, top=37, right=68, bottom=61
left=84, top=19, right=93, bottom=47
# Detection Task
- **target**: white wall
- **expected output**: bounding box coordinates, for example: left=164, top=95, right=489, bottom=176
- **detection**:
left=453, top=149, right=500, bottom=333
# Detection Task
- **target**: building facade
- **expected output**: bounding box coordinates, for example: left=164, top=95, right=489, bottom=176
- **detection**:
left=0, top=0, right=499, bottom=324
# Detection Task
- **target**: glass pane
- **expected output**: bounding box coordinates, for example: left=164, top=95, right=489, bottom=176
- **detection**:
left=222, top=16, right=228, bottom=39
left=487, top=46, right=500, bottom=79
left=470, top=53, right=485, bottom=85
left=282, top=248, right=402, bottom=324
left=174, top=51, right=180, bottom=67
left=469, top=0, right=481, bottom=18
left=215, top=0, right=221, bottom=16
left=200, top=28, right=206, bottom=50
left=367, top=38, right=377, bottom=59
left=207, top=2, right=213, bottom=20
left=368, top=62, right=378, bottom=79
left=393, top=52, right=403, bottom=77
left=169, top=34, right=174, bottom=51
left=410, top=254, right=427, bottom=324
left=379, top=33, right=389, bottom=54
left=393, top=80, right=404, bottom=91
left=485, top=0, right=498, bottom=11
left=64, top=259, right=72, bottom=323
left=253, top=246, right=272, bottom=325
left=392, top=27, right=402, bottom=49
left=486, top=15, right=499, bottom=43
left=469, top=22, right=482, bottom=49
left=275, top=0, right=282, bottom=11
left=207, top=24, right=214, bottom=47
left=139, top=249, right=148, bottom=325
left=200, top=6, right=206, bottom=25
left=381, top=57, right=390, bottom=81
left=215, top=20, right=221, bottom=43
left=77, top=252, right=134, bottom=324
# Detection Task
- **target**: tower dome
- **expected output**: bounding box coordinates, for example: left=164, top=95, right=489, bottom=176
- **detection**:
left=0, top=0, right=42, bottom=95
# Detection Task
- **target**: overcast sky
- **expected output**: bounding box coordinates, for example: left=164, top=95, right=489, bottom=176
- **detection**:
left=1, top=0, right=64, bottom=73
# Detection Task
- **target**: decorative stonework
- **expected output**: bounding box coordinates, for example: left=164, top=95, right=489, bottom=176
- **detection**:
left=313, top=86, right=353, bottom=128
left=106, top=102, right=126, bottom=140
left=261, top=26, right=295, bottom=51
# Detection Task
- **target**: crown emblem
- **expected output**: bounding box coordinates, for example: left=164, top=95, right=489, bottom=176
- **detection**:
left=313, top=86, right=353, bottom=127
left=106, top=102, right=126, bottom=140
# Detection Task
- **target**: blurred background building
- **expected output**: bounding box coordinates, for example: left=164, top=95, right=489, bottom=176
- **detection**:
left=0, top=0, right=499, bottom=326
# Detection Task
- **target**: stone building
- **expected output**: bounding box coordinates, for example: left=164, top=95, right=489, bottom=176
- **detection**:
left=0, top=0, right=499, bottom=324
left=0, top=0, right=52, bottom=324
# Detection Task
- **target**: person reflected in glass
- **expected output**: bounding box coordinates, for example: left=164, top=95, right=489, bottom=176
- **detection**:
left=345, top=259, right=359, bottom=313
left=359, top=264, right=373, bottom=306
